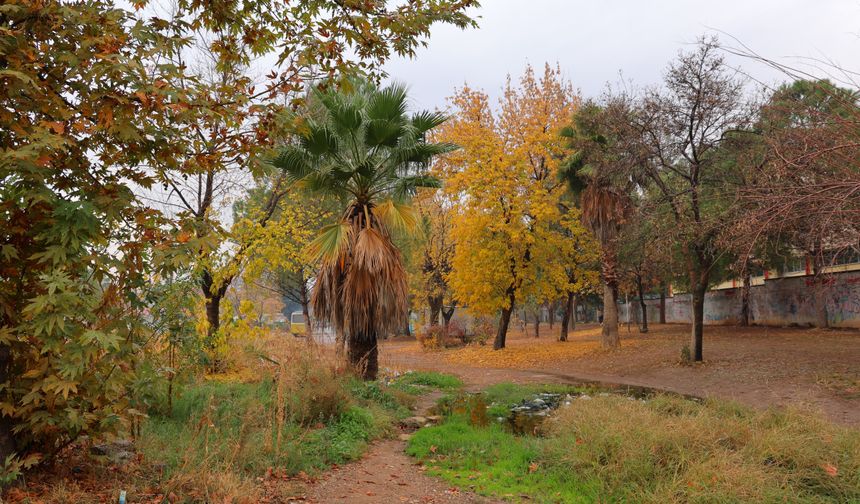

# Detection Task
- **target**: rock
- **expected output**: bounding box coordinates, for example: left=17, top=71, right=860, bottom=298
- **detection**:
left=425, top=415, right=443, bottom=424
left=508, top=393, right=563, bottom=435
left=90, top=439, right=135, bottom=465
left=578, top=394, right=592, bottom=400
left=400, top=416, right=429, bottom=429
left=90, top=444, right=110, bottom=456
left=398, top=433, right=413, bottom=441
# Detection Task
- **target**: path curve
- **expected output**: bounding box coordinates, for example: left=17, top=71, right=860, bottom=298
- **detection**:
left=304, top=392, right=498, bottom=504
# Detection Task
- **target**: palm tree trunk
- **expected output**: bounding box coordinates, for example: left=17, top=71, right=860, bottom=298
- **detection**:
left=349, top=333, right=378, bottom=380
left=601, top=282, right=620, bottom=348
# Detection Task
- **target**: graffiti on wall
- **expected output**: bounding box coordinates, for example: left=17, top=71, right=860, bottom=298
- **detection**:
left=629, top=271, right=860, bottom=328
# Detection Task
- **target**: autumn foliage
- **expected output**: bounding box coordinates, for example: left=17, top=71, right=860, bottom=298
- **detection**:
left=433, top=65, right=598, bottom=349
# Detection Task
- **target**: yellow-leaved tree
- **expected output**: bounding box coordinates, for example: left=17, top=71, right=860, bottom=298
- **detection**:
left=238, top=184, right=334, bottom=335
left=407, top=188, right=458, bottom=328
left=435, top=64, right=597, bottom=349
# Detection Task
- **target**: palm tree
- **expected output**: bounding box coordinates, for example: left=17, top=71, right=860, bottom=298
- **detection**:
left=273, top=80, right=455, bottom=379
left=560, top=102, right=629, bottom=349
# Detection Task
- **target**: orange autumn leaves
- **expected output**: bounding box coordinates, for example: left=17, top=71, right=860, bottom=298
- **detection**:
left=443, top=327, right=650, bottom=369
left=431, top=64, right=599, bottom=317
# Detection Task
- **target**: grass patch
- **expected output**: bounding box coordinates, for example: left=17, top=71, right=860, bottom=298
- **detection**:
left=409, top=385, right=860, bottom=503
left=407, top=415, right=596, bottom=502
left=389, top=371, right=464, bottom=395
left=141, top=378, right=402, bottom=482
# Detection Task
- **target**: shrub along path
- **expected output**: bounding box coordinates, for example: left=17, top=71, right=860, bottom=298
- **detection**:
left=382, top=323, right=860, bottom=426
left=305, top=391, right=499, bottom=504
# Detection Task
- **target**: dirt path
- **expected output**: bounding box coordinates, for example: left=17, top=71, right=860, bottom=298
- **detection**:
left=304, top=392, right=498, bottom=504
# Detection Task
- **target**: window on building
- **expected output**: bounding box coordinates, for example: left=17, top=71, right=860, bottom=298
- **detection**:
left=781, top=256, right=805, bottom=274
left=823, top=248, right=860, bottom=266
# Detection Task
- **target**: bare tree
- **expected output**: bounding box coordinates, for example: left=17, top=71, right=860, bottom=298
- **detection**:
left=630, top=37, right=752, bottom=361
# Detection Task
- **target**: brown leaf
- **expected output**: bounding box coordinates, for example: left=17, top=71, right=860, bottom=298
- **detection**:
left=43, top=121, right=64, bottom=134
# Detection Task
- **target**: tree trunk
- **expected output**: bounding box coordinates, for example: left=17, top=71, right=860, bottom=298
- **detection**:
left=428, top=295, right=442, bottom=327
left=571, top=295, right=577, bottom=331
left=442, top=305, right=456, bottom=329
left=547, top=301, right=555, bottom=329
left=494, top=289, right=515, bottom=350
left=300, top=280, right=312, bottom=336
left=814, top=284, right=829, bottom=328
left=740, top=264, right=751, bottom=327
left=636, top=276, right=648, bottom=333
left=201, top=269, right=229, bottom=343
left=533, top=312, right=540, bottom=338
left=601, top=282, right=620, bottom=348
left=659, top=283, right=667, bottom=324
left=690, top=278, right=707, bottom=362
left=811, top=250, right=829, bottom=328
left=205, top=294, right=221, bottom=341
left=0, top=345, right=16, bottom=462
left=559, top=291, right=574, bottom=341
left=348, top=333, right=378, bottom=380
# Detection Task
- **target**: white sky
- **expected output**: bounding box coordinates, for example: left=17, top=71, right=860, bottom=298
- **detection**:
left=382, top=0, right=860, bottom=111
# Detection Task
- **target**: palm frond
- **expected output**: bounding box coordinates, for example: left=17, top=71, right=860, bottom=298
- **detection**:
left=328, top=97, right=364, bottom=134
left=367, top=83, right=409, bottom=122
left=374, top=199, right=421, bottom=235
left=343, top=227, right=409, bottom=338
left=272, top=145, right=314, bottom=181
left=306, top=221, right=352, bottom=264
left=302, top=124, right=340, bottom=155
left=396, top=142, right=459, bottom=165
left=411, top=110, right=449, bottom=133
left=365, top=117, right=404, bottom=147
left=392, top=175, right=441, bottom=199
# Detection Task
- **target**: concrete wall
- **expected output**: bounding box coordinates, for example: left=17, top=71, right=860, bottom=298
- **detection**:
left=622, top=270, right=860, bottom=329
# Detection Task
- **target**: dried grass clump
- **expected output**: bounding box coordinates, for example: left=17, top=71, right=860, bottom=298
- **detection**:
left=544, top=394, right=860, bottom=503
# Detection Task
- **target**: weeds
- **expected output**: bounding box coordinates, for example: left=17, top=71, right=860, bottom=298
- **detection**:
left=409, top=385, right=860, bottom=503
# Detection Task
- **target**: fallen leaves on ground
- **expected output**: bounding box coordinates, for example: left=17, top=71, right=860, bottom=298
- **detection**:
left=444, top=327, right=650, bottom=369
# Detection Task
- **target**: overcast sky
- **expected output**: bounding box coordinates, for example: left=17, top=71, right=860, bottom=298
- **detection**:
left=382, top=0, right=860, bottom=111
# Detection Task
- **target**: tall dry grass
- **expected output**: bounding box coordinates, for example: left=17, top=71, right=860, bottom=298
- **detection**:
left=545, top=394, right=860, bottom=503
